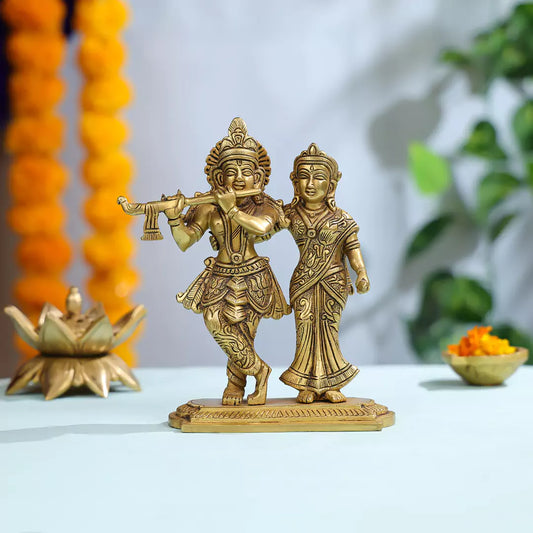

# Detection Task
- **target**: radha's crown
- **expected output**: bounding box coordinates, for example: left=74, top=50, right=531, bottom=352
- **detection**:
left=204, top=118, right=271, bottom=186
left=292, top=143, right=341, bottom=183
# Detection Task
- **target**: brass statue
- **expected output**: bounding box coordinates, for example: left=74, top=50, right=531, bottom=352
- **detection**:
left=5, top=287, right=144, bottom=399
left=280, top=143, right=370, bottom=404
left=120, top=122, right=394, bottom=432
left=120, top=118, right=290, bottom=406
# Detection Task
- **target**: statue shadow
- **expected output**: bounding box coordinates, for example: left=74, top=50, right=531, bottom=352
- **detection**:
left=0, top=422, right=172, bottom=444
left=419, top=379, right=507, bottom=391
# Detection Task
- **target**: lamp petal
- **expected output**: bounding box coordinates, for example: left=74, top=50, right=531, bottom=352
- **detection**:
left=39, top=315, right=78, bottom=355
left=37, top=303, right=63, bottom=329
left=4, top=306, right=39, bottom=349
left=6, top=357, right=45, bottom=394
left=104, top=353, right=141, bottom=391
left=85, top=303, right=106, bottom=322
left=79, top=315, right=114, bottom=354
left=80, top=358, right=110, bottom=398
left=41, top=358, right=75, bottom=400
left=111, top=305, right=146, bottom=348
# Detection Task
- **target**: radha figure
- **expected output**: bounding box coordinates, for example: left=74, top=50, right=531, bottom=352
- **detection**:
left=280, top=143, right=370, bottom=404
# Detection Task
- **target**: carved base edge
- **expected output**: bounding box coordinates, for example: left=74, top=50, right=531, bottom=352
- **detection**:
left=168, top=397, right=395, bottom=433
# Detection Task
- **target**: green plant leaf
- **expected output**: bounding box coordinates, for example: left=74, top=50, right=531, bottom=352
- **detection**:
left=472, top=26, right=507, bottom=58
left=476, top=172, right=521, bottom=222
left=440, top=48, right=470, bottom=67
left=494, top=44, right=529, bottom=78
left=405, top=214, right=454, bottom=260
left=408, top=317, right=473, bottom=364
left=527, top=160, right=533, bottom=189
left=491, top=324, right=533, bottom=364
left=512, top=100, right=533, bottom=153
left=408, top=143, right=452, bottom=195
left=507, top=4, right=533, bottom=41
left=415, top=271, right=492, bottom=326
left=461, top=120, right=507, bottom=159
left=408, top=272, right=493, bottom=362
left=489, top=213, right=516, bottom=241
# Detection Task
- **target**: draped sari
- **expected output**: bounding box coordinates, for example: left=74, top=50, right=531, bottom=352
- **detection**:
left=280, top=204, right=360, bottom=394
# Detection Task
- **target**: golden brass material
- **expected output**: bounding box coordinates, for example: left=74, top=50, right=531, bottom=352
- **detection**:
left=442, top=348, right=529, bottom=385
left=169, top=397, right=395, bottom=433
left=280, top=143, right=371, bottom=404
left=118, top=122, right=393, bottom=432
left=119, top=118, right=290, bottom=407
left=118, top=188, right=262, bottom=241
left=5, top=287, right=144, bottom=399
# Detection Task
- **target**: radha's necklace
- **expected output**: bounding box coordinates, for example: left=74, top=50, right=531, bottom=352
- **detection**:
left=297, top=204, right=329, bottom=239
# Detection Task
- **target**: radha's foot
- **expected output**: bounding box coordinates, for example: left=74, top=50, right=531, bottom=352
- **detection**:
left=296, top=390, right=318, bottom=404
left=247, top=363, right=271, bottom=406
left=222, top=381, right=245, bottom=406
left=321, top=390, right=346, bottom=403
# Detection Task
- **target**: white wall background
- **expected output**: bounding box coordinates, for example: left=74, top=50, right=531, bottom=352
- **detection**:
left=3, top=0, right=532, bottom=375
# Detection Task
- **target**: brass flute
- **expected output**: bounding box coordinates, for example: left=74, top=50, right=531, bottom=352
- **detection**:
left=117, top=188, right=261, bottom=241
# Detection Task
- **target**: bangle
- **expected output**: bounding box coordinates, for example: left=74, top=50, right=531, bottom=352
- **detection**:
left=227, top=206, right=239, bottom=219
left=168, top=216, right=184, bottom=227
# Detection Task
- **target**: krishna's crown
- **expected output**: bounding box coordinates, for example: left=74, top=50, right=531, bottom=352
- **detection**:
left=204, top=118, right=271, bottom=186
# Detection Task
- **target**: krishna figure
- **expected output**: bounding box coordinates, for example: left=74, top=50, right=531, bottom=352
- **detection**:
left=164, top=118, right=290, bottom=406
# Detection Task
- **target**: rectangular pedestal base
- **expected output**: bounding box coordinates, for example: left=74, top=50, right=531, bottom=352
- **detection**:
left=169, top=397, right=395, bottom=433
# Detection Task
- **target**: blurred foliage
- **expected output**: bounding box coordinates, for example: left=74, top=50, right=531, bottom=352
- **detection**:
left=408, top=143, right=452, bottom=195
left=406, top=3, right=533, bottom=363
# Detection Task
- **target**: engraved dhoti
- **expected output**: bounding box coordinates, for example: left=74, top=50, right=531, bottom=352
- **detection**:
left=177, top=256, right=290, bottom=376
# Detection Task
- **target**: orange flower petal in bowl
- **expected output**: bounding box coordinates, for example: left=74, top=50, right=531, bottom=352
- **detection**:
left=443, top=326, right=528, bottom=385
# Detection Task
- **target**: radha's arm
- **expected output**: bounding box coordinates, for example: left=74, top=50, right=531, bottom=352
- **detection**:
left=344, top=227, right=370, bottom=294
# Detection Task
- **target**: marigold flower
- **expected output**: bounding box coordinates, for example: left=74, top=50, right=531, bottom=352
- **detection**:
left=16, top=236, right=72, bottom=274
left=7, top=203, right=65, bottom=236
left=1, top=0, right=65, bottom=31
left=112, top=342, right=135, bottom=367
left=84, top=187, right=132, bottom=231
left=5, top=114, right=64, bottom=155
left=7, top=32, right=65, bottom=74
left=9, top=72, right=64, bottom=114
left=448, top=326, right=516, bottom=356
left=83, top=231, right=135, bottom=272
left=75, top=0, right=129, bottom=38
left=8, top=156, right=68, bottom=204
left=14, top=333, right=39, bottom=362
left=77, top=37, right=125, bottom=78
left=103, top=298, right=135, bottom=322
left=80, top=112, right=128, bottom=155
left=88, top=267, right=139, bottom=304
left=81, top=76, right=132, bottom=113
left=82, top=152, right=134, bottom=188
left=14, top=275, right=69, bottom=310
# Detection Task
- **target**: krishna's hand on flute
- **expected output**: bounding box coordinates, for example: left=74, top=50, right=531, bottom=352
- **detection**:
left=213, top=186, right=237, bottom=214
left=163, top=190, right=186, bottom=219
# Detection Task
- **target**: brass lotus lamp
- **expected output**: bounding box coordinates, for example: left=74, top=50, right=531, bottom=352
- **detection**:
left=5, top=287, right=145, bottom=400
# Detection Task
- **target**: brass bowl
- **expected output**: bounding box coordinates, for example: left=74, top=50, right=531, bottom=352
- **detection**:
left=442, top=347, right=529, bottom=385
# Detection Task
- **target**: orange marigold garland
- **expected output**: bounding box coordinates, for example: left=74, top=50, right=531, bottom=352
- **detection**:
left=75, top=0, right=138, bottom=366
left=1, top=0, right=71, bottom=360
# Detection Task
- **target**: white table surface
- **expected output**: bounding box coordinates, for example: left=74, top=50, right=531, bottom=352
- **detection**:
left=1, top=365, right=532, bottom=533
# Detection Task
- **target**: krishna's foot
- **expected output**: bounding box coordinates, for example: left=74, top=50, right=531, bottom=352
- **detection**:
left=321, top=390, right=346, bottom=403
left=296, top=390, right=318, bottom=404
left=222, top=381, right=245, bottom=406
left=247, top=363, right=271, bottom=406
